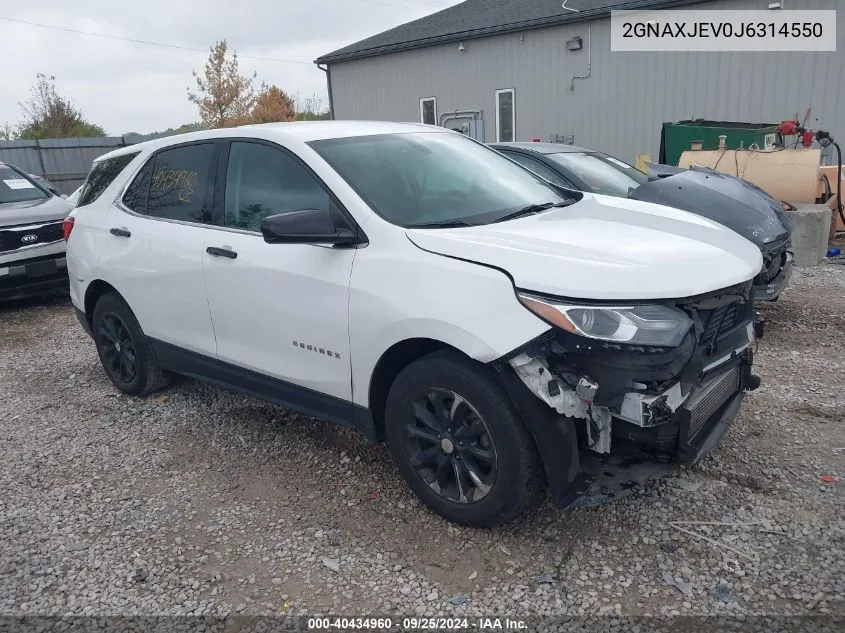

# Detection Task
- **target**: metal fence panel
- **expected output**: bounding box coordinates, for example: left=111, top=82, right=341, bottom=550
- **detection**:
left=0, top=136, right=134, bottom=194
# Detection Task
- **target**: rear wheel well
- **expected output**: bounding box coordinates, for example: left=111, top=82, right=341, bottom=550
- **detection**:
left=84, top=280, right=120, bottom=329
left=368, top=338, right=460, bottom=440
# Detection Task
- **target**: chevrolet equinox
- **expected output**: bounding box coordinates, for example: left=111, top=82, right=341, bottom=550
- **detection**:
left=65, top=122, right=763, bottom=526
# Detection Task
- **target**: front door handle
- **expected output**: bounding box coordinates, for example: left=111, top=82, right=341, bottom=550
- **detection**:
left=206, top=246, right=238, bottom=259
left=109, top=227, right=131, bottom=238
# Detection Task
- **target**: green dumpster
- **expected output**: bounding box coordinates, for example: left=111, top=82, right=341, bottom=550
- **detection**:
left=659, top=120, right=780, bottom=166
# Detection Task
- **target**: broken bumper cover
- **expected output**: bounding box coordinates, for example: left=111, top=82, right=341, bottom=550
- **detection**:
left=675, top=353, right=753, bottom=464
left=495, top=367, right=589, bottom=509
left=613, top=348, right=755, bottom=463
left=752, top=251, right=793, bottom=301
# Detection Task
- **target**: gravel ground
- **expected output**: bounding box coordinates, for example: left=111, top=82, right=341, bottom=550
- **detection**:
left=1, top=266, right=843, bottom=623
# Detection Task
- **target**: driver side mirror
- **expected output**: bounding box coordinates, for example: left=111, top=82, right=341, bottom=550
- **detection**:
left=260, top=209, right=358, bottom=247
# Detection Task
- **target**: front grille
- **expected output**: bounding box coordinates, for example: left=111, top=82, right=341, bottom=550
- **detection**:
left=699, top=303, right=740, bottom=349
left=686, top=365, right=741, bottom=440
left=0, top=221, right=64, bottom=253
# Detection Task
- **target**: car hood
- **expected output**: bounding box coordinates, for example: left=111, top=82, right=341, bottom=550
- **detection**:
left=631, top=167, right=792, bottom=248
left=406, top=194, right=762, bottom=301
left=0, top=195, right=74, bottom=226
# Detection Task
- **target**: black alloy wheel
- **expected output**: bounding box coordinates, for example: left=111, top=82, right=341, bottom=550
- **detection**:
left=92, top=292, right=170, bottom=396
left=384, top=350, right=544, bottom=527
left=97, top=312, right=137, bottom=384
left=403, top=388, right=498, bottom=504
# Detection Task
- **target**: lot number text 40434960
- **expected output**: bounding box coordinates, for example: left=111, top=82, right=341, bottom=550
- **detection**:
left=307, top=617, right=528, bottom=630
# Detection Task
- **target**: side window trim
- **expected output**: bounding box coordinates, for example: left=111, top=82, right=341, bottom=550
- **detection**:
left=116, top=139, right=222, bottom=228
left=211, top=137, right=363, bottom=239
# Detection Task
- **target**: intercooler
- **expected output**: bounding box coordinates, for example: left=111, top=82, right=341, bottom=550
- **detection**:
left=684, top=364, right=742, bottom=441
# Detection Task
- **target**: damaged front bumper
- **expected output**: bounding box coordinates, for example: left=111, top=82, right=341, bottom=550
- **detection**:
left=498, top=282, right=761, bottom=507
left=751, top=251, right=795, bottom=301
left=616, top=350, right=756, bottom=465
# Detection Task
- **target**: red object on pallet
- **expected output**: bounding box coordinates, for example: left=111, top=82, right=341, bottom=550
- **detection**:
left=777, top=120, right=818, bottom=148
left=801, top=130, right=816, bottom=148
left=777, top=120, right=799, bottom=136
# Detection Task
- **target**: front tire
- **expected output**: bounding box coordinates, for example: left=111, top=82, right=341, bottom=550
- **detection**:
left=385, top=351, right=544, bottom=527
left=92, top=292, right=170, bottom=396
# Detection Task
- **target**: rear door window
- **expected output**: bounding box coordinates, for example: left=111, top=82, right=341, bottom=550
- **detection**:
left=77, top=152, right=139, bottom=207
left=142, top=143, right=216, bottom=223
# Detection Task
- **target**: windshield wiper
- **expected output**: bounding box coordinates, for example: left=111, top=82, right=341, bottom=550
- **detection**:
left=407, top=219, right=476, bottom=229
left=493, top=201, right=568, bottom=223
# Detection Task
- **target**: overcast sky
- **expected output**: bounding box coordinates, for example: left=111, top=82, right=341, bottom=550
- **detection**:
left=1, top=0, right=461, bottom=135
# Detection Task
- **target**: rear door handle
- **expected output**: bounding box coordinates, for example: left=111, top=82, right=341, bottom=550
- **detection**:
left=206, top=246, right=238, bottom=259
left=109, top=227, right=131, bottom=238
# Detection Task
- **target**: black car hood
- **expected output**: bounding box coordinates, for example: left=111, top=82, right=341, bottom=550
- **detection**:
left=630, top=167, right=792, bottom=248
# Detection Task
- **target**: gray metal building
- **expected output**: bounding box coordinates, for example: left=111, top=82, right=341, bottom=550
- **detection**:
left=316, top=0, right=844, bottom=163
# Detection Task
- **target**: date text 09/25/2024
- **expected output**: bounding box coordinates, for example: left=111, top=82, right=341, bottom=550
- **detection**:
left=307, top=617, right=528, bottom=630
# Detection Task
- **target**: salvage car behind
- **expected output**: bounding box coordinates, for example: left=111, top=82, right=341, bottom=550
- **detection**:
left=1, top=162, right=73, bottom=301
left=491, top=142, right=794, bottom=301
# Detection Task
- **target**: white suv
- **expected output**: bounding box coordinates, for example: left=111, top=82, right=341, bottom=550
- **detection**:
left=65, top=122, right=762, bottom=526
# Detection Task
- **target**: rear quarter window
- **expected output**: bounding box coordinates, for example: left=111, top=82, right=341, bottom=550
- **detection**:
left=77, top=152, right=140, bottom=207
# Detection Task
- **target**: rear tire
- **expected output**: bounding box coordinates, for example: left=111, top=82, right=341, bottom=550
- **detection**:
left=385, top=350, right=543, bottom=527
left=92, top=292, right=170, bottom=396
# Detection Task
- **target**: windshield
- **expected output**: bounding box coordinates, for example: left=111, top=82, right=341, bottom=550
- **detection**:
left=0, top=166, right=49, bottom=204
left=309, top=132, right=569, bottom=227
left=548, top=152, right=648, bottom=198
left=32, top=175, right=52, bottom=189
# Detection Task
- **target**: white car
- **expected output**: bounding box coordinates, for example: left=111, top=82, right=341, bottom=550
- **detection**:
left=67, top=185, right=83, bottom=207
left=64, top=122, right=762, bottom=526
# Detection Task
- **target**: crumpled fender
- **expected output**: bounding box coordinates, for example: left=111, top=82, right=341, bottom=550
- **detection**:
left=494, top=365, right=588, bottom=508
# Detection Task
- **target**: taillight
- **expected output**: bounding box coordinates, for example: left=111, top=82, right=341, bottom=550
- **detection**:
left=62, top=216, right=75, bottom=240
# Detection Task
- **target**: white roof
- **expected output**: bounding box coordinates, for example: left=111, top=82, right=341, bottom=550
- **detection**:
left=95, top=121, right=443, bottom=162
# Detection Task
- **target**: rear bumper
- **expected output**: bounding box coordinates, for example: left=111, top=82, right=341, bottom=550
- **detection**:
left=0, top=254, right=68, bottom=301
left=752, top=251, right=793, bottom=301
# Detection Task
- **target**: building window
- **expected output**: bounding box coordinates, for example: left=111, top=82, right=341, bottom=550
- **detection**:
left=420, top=97, right=437, bottom=126
left=495, top=88, right=515, bottom=142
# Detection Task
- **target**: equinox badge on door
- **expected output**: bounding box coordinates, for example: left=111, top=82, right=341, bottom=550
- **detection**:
left=292, top=341, right=341, bottom=359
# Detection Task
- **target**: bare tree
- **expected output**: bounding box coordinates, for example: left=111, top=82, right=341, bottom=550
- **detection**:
left=187, top=41, right=256, bottom=128
left=1, top=122, right=17, bottom=140
left=294, top=93, right=330, bottom=120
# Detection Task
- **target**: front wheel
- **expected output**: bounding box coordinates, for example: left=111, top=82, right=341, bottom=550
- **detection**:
left=385, top=351, right=544, bottom=527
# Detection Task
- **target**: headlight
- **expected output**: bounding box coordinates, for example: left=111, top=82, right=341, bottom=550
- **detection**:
left=517, top=292, right=693, bottom=347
